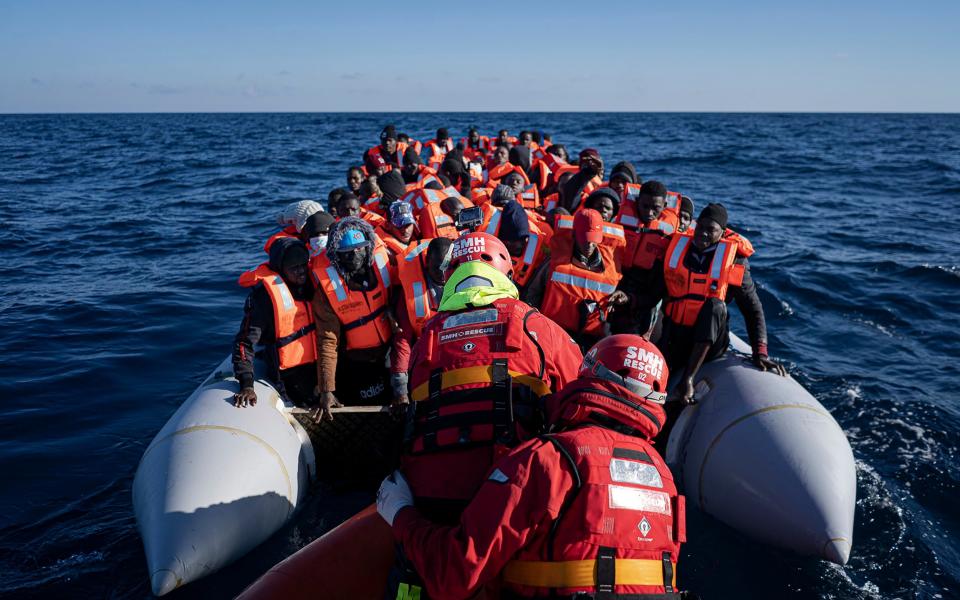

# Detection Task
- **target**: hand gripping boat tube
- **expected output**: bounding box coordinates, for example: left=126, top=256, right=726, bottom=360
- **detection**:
left=665, top=334, right=856, bottom=564
left=132, top=356, right=315, bottom=595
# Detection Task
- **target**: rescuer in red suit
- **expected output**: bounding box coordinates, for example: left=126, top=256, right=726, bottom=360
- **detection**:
left=377, top=334, right=690, bottom=600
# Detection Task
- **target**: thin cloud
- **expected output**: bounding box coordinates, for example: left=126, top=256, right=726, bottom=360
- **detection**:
left=30, top=77, right=44, bottom=86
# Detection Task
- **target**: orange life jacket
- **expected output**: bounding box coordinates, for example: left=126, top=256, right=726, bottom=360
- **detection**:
left=403, top=165, right=444, bottom=192
left=517, top=183, right=540, bottom=210
left=260, top=271, right=318, bottom=370
left=375, top=225, right=419, bottom=258
left=364, top=144, right=400, bottom=170
left=397, top=240, right=441, bottom=339
left=540, top=218, right=626, bottom=336
left=362, top=195, right=386, bottom=216
left=484, top=163, right=528, bottom=188
left=623, top=219, right=675, bottom=271
left=502, top=426, right=684, bottom=598
left=417, top=197, right=474, bottom=240
left=238, top=227, right=299, bottom=287
left=663, top=229, right=754, bottom=327
left=357, top=207, right=386, bottom=228
left=310, top=246, right=395, bottom=351
left=619, top=184, right=682, bottom=230
left=481, top=206, right=551, bottom=287
left=403, top=185, right=464, bottom=212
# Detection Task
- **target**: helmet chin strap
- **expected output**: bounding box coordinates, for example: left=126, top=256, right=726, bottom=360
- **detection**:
left=583, top=353, right=667, bottom=404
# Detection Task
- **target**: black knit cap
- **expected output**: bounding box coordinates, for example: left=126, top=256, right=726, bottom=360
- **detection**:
left=303, top=212, right=335, bottom=238
left=437, top=127, right=449, bottom=140
left=403, top=146, right=421, bottom=165
left=377, top=170, right=406, bottom=202
left=585, top=187, right=621, bottom=217
left=680, top=195, right=694, bottom=216
left=380, top=125, right=397, bottom=141
left=610, top=161, right=637, bottom=184
left=698, top=202, right=728, bottom=229
left=280, top=240, right=309, bottom=268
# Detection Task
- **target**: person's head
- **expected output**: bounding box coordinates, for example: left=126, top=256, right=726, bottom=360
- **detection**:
left=547, top=144, right=568, bottom=162
left=445, top=231, right=514, bottom=281
left=380, top=125, right=397, bottom=154
left=519, top=130, right=533, bottom=146
left=547, top=206, right=570, bottom=230
left=573, top=208, right=603, bottom=259
left=337, top=193, right=361, bottom=218
left=439, top=156, right=468, bottom=189
left=497, top=129, right=510, bottom=143
left=637, top=180, right=668, bottom=225
left=547, top=335, right=668, bottom=439
left=532, top=131, right=544, bottom=145
left=498, top=201, right=530, bottom=257
left=578, top=148, right=603, bottom=177
left=492, top=144, right=510, bottom=166
left=468, top=127, right=480, bottom=145
left=277, top=199, right=324, bottom=233
left=425, top=237, right=454, bottom=283
left=502, top=172, right=526, bottom=196
left=584, top=188, right=620, bottom=222
left=694, top=203, right=728, bottom=251
left=436, top=127, right=449, bottom=143
left=679, top=195, right=694, bottom=233
left=377, top=170, right=406, bottom=206
left=398, top=132, right=411, bottom=144
left=269, top=237, right=310, bottom=289
left=440, top=196, right=464, bottom=223
left=491, top=184, right=516, bottom=208
left=329, top=217, right=375, bottom=276
left=401, top=146, right=422, bottom=178
left=366, top=152, right=388, bottom=176
left=302, top=211, right=336, bottom=256
left=347, top=166, right=365, bottom=193
left=358, top=178, right=379, bottom=202
left=387, top=201, right=417, bottom=243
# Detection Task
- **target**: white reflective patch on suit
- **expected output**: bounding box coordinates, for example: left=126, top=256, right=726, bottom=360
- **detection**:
left=443, top=308, right=498, bottom=329
left=488, top=468, right=510, bottom=483
left=610, top=458, right=663, bottom=488
left=608, top=485, right=672, bottom=515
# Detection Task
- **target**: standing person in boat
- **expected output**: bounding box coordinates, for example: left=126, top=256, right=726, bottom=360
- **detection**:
left=609, top=180, right=677, bottom=337
left=559, top=148, right=604, bottom=213
left=659, top=203, right=785, bottom=407
left=310, top=217, right=397, bottom=420
left=523, top=208, right=627, bottom=352
left=232, top=238, right=317, bottom=408
left=400, top=147, right=441, bottom=188
left=388, top=237, right=454, bottom=406
left=377, top=335, right=689, bottom=600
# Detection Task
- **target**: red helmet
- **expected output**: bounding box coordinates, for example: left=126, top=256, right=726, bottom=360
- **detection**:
left=580, top=335, right=669, bottom=404
left=445, top=231, right=514, bottom=280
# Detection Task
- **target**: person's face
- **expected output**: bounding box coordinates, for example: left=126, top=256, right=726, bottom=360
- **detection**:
left=637, top=194, right=665, bottom=224
left=375, top=164, right=387, bottom=176
left=383, top=138, right=397, bottom=153
left=679, top=211, right=693, bottom=232
left=609, top=175, right=628, bottom=195
left=340, top=199, right=361, bottom=218
left=582, top=156, right=603, bottom=177
left=498, top=130, right=509, bottom=142
left=282, top=261, right=308, bottom=287
left=588, top=197, right=615, bottom=222
left=520, top=132, right=533, bottom=145
left=393, top=223, right=414, bottom=243
left=337, top=246, right=368, bottom=274
left=575, top=238, right=598, bottom=259
left=426, top=250, right=448, bottom=282
left=348, top=170, right=364, bottom=191
left=505, top=174, right=524, bottom=195
left=469, top=131, right=479, bottom=144
left=493, top=146, right=509, bottom=165
left=693, top=218, right=723, bottom=251
left=554, top=147, right=568, bottom=162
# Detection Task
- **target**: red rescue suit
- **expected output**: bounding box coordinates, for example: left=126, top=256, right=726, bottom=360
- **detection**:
left=401, top=297, right=582, bottom=502
left=393, top=380, right=684, bottom=600
left=663, top=228, right=754, bottom=327
left=365, top=144, right=401, bottom=170
left=540, top=217, right=626, bottom=337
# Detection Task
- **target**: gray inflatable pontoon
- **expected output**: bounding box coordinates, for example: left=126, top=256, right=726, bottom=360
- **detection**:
left=665, top=334, right=856, bottom=564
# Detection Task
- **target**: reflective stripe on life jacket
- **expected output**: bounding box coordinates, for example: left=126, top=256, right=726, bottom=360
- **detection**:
left=662, top=229, right=753, bottom=327
left=311, top=247, right=394, bottom=350
left=502, top=427, right=684, bottom=598
left=540, top=223, right=625, bottom=336
left=261, top=273, right=318, bottom=370
left=397, top=240, right=438, bottom=339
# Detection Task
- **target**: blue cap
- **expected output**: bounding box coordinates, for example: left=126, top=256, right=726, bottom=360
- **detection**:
left=338, top=228, right=371, bottom=251
left=389, top=201, right=416, bottom=228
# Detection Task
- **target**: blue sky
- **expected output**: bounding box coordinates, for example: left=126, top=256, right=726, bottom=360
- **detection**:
left=1, top=0, right=958, bottom=112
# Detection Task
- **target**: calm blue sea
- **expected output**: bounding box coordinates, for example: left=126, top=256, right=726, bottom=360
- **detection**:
left=0, top=113, right=958, bottom=599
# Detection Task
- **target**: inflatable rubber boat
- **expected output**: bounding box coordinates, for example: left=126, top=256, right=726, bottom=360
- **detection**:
left=135, top=334, right=856, bottom=596
left=235, top=334, right=856, bottom=598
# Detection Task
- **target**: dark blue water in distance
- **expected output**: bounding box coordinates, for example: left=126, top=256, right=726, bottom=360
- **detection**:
left=0, top=113, right=958, bottom=599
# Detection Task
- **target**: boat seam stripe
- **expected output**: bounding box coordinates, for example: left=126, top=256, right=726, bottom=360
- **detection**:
left=141, top=425, right=294, bottom=516
left=697, top=403, right=832, bottom=510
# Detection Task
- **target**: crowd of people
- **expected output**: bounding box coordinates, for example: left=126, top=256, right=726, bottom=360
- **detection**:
left=231, top=125, right=786, bottom=599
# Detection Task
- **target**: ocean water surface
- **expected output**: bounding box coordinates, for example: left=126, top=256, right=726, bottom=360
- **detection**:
left=0, top=112, right=958, bottom=599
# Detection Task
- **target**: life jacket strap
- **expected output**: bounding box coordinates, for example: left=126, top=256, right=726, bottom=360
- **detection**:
left=502, top=556, right=677, bottom=589
left=274, top=322, right=316, bottom=348
left=342, top=303, right=388, bottom=331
